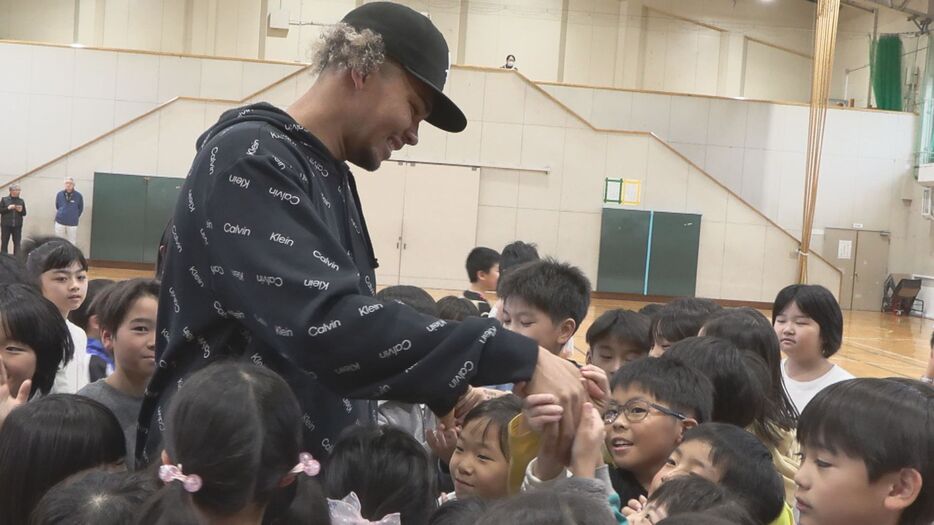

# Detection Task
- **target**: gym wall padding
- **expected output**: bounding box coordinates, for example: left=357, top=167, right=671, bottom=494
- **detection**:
left=91, top=172, right=181, bottom=263
left=597, top=208, right=701, bottom=297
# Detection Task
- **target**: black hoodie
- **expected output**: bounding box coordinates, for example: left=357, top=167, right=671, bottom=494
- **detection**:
left=137, top=103, right=539, bottom=463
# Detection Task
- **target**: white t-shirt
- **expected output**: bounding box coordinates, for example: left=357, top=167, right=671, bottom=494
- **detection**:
left=781, top=358, right=854, bottom=413
left=51, top=320, right=90, bottom=394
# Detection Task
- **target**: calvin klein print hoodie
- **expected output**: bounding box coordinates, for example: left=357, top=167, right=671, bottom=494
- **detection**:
left=137, top=103, right=539, bottom=463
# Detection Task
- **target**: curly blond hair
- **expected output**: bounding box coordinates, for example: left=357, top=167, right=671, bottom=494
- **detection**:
left=312, top=22, right=387, bottom=75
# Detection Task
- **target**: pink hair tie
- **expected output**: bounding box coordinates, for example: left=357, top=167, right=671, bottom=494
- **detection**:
left=290, top=452, right=321, bottom=477
left=328, top=492, right=401, bottom=525
left=158, top=464, right=203, bottom=493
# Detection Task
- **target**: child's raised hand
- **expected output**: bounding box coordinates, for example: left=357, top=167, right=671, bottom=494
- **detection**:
left=570, top=402, right=606, bottom=478
left=522, top=393, right=563, bottom=433
left=426, top=422, right=459, bottom=465
left=621, top=495, right=648, bottom=517
left=451, top=386, right=485, bottom=422
left=579, top=365, right=610, bottom=415
left=0, top=357, right=30, bottom=429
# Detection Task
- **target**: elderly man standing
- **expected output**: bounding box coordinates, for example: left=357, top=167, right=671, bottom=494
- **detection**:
left=0, top=184, right=26, bottom=254
left=54, top=177, right=83, bottom=244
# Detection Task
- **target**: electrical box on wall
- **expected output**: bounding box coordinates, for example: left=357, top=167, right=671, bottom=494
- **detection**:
left=268, top=9, right=290, bottom=31
left=918, top=163, right=934, bottom=187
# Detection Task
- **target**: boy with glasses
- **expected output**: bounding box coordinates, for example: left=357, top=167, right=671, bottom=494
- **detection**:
left=520, top=357, right=713, bottom=506
left=601, top=357, right=713, bottom=503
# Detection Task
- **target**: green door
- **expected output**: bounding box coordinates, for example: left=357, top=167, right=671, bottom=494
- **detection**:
left=596, top=209, right=650, bottom=294
left=91, top=173, right=182, bottom=264
left=143, top=178, right=183, bottom=263
left=646, top=212, right=701, bottom=297
left=91, top=173, right=147, bottom=262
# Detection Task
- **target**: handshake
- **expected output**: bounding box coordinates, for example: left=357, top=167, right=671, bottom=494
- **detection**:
left=427, top=348, right=609, bottom=476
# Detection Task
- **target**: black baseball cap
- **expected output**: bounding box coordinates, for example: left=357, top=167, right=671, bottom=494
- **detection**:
left=342, top=2, right=467, bottom=133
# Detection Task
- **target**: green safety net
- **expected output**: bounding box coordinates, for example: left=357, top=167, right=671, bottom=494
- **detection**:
left=871, top=34, right=903, bottom=111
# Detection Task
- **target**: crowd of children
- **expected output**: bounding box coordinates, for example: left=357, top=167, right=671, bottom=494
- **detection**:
left=0, top=237, right=931, bottom=525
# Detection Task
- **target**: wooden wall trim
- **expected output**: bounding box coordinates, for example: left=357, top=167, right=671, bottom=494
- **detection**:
left=0, top=38, right=310, bottom=66
left=534, top=80, right=915, bottom=116
left=592, top=291, right=772, bottom=309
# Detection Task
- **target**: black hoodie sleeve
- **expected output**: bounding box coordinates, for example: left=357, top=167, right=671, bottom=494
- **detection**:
left=201, top=150, right=538, bottom=416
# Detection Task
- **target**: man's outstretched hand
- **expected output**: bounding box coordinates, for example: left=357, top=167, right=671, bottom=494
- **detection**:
left=514, top=347, right=587, bottom=465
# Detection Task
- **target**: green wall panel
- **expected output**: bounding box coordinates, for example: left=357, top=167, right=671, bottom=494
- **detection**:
left=597, top=209, right=650, bottom=294
left=91, top=173, right=181, bottom=264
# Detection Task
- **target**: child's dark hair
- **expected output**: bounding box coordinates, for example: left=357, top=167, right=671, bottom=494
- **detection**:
left=649, top=475, right=727, bottom=515
left=659, top=501, right=756, bottom=525
left=89, top=278, right=160, bottom=334
left=0, top=283, right=73, bottom=397
left=798, top=378, right=933, bottom=525
left=653, top=298, right=722, bottom=347
left=610, top=356, right=714, bottom=423
left=0, top=253, right=30, bottom=286
left=496, top=258, right=591, bottom=327
left=21, top=236, right=89, bottom=281
left=681, top=423, right=784, bottom=525
left=136, top=362, right=309, bottom=525
left=461, top=395, right=523, bottom=460
left=639, top=303, right=664, bottom=320
left=663, top=336, right=768, bottom=428
left=585, top=309, right=651, bottom=353
left=429, top=498, right=490, bottom=525
left=324, top=425, right=437, bottom=525
left=772, top=284, right=843, bottom=357
left=376, top=285, right=439, bottom=317
left=68, top=279, right=115, bottom=331
left=29, top=469, right=158, bottom=525
left=466, top=247, right=500, bottom=283
left=480, top=489, right=614, bottom=525
left=702, top=308, right=797, bottom=447
left=0, top=395, right=125, bottom=525
left=437, top=296, right=481, bottom=321
left=499, top=241, right=539, bottom=275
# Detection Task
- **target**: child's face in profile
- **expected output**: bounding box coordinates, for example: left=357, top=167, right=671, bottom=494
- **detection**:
left=794, top=444, right=913, bottom=525
left=105, top=295, right=158, bottom=381
left=587, top=336, right=644, bottom=377
left=449, top=418, right=509, bottom=500
left=0, top=324, right=36, bottom=398
left=774, top=301, right=823, bottom=362
left=40, top=261, right=88, bottom=316
left=605, top=387, right=688, bottom=482
left=478, top=264, right=500, bottom=292
left=649, top=439, right=721, bottom=493
left=501, top=297, right=568, bottom=354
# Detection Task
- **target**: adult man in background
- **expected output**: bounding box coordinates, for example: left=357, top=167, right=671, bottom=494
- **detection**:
left=0, top=184, right=26, bottom=254
left=54, top=177, right=83, bottom=244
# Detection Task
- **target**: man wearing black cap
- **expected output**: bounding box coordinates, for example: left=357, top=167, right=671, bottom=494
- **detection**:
left=138, top=2, right=585, bottom=464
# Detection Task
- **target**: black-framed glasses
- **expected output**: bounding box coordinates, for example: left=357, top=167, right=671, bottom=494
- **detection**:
left=603, top=399, right=687, bottom=425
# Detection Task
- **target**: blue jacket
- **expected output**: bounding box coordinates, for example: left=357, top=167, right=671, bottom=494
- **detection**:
left=55, top=190, right=83, bottom=226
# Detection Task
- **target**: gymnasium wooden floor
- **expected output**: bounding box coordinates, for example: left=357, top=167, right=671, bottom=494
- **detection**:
left=92, top=268, right=930, bottom=379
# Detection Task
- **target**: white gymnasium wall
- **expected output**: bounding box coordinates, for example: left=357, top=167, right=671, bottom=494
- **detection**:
left=541, top=83, right=917, bottom=259
left=742, top=40, right=812, bottom=102
left=6, top=68, right=313, bottom=254
left=4, top=66, right=840, bottom=301
left=0, top=41, right=303, bottom=186
left=2, top=0, right=885, bottom=104
left=369, top=68, right=841, bottom=301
